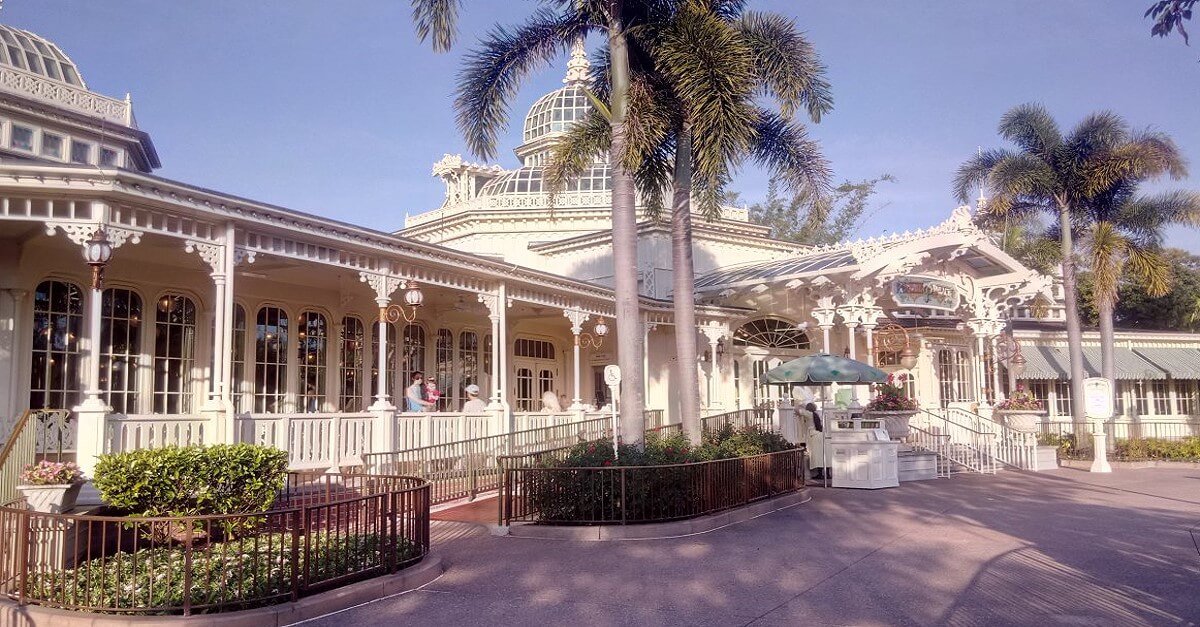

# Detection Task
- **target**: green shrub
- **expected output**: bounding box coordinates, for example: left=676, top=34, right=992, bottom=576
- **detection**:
left=525, top=425, right=797, bottom=524
left=26, top=532, right=420, bottom=614
left=1113, top=436, right=1200, bottom=461
left=93, top=444, right=288, bottom=537
left=1037, top=432, right=1083, bottom=459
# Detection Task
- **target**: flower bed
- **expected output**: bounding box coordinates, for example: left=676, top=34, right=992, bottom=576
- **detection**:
left=501, top=426, right=804, bottom=526
left=0, top=470, right=431, bottom=615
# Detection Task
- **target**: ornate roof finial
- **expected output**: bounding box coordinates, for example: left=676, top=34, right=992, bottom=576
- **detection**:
left=563, top=38, right=590, bottom=84
left=975, top=146, right=987, bottom=211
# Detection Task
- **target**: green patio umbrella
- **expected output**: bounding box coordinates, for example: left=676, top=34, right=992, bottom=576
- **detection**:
left=763, top=353, right=888, bottom=386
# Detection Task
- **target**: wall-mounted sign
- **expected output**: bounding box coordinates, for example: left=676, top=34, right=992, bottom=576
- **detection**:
left=891, top=276, right=960, bottom=312
left=1083, top=377, right=1114, bottom=420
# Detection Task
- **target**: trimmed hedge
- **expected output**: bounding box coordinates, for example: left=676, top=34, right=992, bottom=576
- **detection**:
left=92, top=444, right=289, bottom=538
left=1037, top=433, right=1200, bottom=462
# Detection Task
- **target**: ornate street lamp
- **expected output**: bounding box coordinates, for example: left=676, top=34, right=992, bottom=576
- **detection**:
left=579, top=317, right=608, bottom=349
left=876, top=319, right=920, bottom=369
left=82, top=228, right=114, bottom=291
left=381, top=280, right=425, bottom=323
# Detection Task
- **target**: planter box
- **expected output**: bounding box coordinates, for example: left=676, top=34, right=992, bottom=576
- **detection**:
left=864, top=410, right=917, bottom=440
left=17, top=482, right=83, bottom=514
left=993, top=410, right=1047, bottom=433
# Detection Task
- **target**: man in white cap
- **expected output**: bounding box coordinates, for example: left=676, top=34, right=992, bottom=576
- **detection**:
left=461, top=384, right=487, bottom=412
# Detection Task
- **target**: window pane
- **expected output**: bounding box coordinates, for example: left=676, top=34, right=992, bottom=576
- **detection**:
left=41, top=133, right=62, bottom=158
left=154, top=295, right=196, bottom=413
left=100, top=147, right=119, bottom=167
left=255, top=306, right=289, bottom=413
left=70, top=140, right=90, bottom=164
left=339, top=317, right=364, bottom=411
left=297, top=311, right=327, bottom=413
left=10, top=125, right=33, bottom=151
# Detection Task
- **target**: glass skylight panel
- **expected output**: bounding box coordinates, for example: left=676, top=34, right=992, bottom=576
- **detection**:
left=0, top=30, right=15, bottom=46
left=42, top=56, right=60, bottom=80
left=6, top=46, right=23, bottom=69
left=61, top=63, right=79, bottom=85
left=24, top=51, right=41, bottom=74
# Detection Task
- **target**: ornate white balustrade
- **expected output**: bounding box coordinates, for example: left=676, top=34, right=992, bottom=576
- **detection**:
left=394, top=412, right=495, bottom=449
left=106, top=414, right=208, bottom=452
left=235, top=412, right=375, bottom=470
left=0, top=66, right=131, bottom=126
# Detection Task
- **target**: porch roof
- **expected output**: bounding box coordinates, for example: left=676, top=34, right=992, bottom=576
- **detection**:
left=1016, top=346, right=1170, bottom=380
left=1133, top=347, right=1200, bottom=380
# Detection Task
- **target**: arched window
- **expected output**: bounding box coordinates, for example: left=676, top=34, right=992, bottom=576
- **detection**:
left=100, top=288, right=142, bottom=414
left=340, top=317, right=365, bottom=411
left=435, top=328, right=453, bottom=410
left=733, top=318, right=810, bottom=349
left=231, top=304, right=246, bottom=412
left=459, top=330, right=479, bottom=398
left=153, top=294, right=197, bottom=414
left=399, top=324, right=425, bottom=391
left=255, top=306, right=288, bottom=413
left=30, top=280, right=83, bottom=410
left=371, top=322, right=396, bottom=400
left=297, top=311, right=327, bottom=413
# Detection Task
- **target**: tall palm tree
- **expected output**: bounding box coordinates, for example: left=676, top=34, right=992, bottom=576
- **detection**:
left=543, top=2, right=832, bottom=443
left=410, top=0, right=656, bottom=440
left=1081, top=187, right=1200, bottom=383
left=954, top=105, right=1181, bottom=436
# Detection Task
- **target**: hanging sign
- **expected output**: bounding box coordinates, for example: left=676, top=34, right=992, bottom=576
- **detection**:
left=891, top=276, right=960, bottom=312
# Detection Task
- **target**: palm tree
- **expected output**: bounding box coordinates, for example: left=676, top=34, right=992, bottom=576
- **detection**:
left=410, top=0, right=653, bottom=440
left=1081, top=188, right=1200, bottom=383
left=954, top=105, right=1182, bottom=436
left=543, top=2, right=832, bottom=443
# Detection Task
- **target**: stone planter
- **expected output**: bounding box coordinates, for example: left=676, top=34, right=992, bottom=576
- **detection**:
left=865, top=410, right=917, bottom=440
left=16, top=481, right=83, bottom=513
left=993, top=410, right=1047, bottom=433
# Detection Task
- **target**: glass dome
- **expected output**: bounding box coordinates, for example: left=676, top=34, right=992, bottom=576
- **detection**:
left=0, top=25, right=84, bottom=87
left=522, top=84, right=591, bottom=144
left=480, top=162, right=611, bottom=196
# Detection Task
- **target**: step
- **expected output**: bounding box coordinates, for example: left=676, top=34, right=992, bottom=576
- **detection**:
left=898, top=450, right=938, bottom=482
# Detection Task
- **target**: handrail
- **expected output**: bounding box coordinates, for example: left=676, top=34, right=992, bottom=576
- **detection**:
left=907, top=424, right=951, bottom=478
left=700, top=408, right=773, bottom=432
left=912, top=409, right=997, bottom=475
left=942, top=407, right=1041, bottom=470
left=0, top=410, right=70, bottom=505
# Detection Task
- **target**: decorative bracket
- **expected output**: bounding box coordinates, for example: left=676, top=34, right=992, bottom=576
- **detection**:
left=46, top=222, right=141, bottom=249
left=564, top=308, right=590, bottom=335
left=359, top=271, right=402, bottom=304
left=234, top=247, right=256, bottom=266
left=184, top=240, right=223, bottom=275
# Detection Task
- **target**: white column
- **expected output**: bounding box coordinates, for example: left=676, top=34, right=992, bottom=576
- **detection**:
left=643, top=321, right=652, bottom=403
left=701, top=322, right=729, bottom=410
left=564, top=308, right=588, bottom=410
left=497, top=283, right=509, bottom=410
left=845, top=321, right=858, bottom=360
left=819, top=325, right=833, bottom=353
left=991, top=336, right=1004, bottom=402
left=862, top=323, right=876, bottom=367
left=480, top=292, right=503, bottom=408
left=372, top=298, right=392, bottom=409
left=975, top=333, right=989, bottom=407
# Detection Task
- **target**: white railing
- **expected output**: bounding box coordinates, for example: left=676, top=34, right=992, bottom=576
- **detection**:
left=941, top=407, right=1041, bottom=471
left=106, top=414, right=208, bottom=453
left=236, top=412, right=374, bottom=470
left=394, top=412, right=495, bottom=449
left=910, top=410, right=998, bottom=475
left=0, top=66, right=131, bottom=126
left=512, top=411, right=599, bottom=432
left=907, top=424, right=951, bottom=478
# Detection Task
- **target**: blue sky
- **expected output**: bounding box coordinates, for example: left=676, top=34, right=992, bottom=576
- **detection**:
left=10, top=1, right=1200, bottom=249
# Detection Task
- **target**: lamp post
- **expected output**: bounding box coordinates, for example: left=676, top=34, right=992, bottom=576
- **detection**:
left=82, top=228, right=114, bottom=291
left=380, top=281, right=425, bottom=324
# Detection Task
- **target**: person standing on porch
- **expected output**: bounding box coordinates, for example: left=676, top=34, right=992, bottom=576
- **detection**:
left=461, top=384, right=486, bottom=412
left=406, top=372, right=434, bottom=412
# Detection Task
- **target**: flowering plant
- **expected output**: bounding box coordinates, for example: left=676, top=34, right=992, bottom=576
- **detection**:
left=19, top=460, right=83, bottom=485
left=995, top=387, right=1045, bottom=411
left=866, top=382, right=918, bottom=411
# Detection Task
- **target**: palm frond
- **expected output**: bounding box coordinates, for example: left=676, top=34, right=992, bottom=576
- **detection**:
left=411, top=0, right=462, bottom=52
left=736, top=11, right=832, bottom=122
left=1126, top=245, right=1173, bottom=298
left=986, top=154, right=1058, bottom=206
left=1065, top=110, right=1129, bottom=160
left=952, top=148, right=1010, bottom=203
left=454, top=10, right=587, bottom=159
left=1085, top=221, right=1127, bottom=308
left=544, top=109, right=613, bottom=203
left=634, top=137, right=675, bottom=220
left=750, top=108, right=832, bottom=201
left=997, top=103, right=1062, bottom=160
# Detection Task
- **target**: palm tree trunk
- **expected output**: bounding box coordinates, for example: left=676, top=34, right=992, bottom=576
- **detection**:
left=1058, top=205, right=1089, bottom=448
left=1098, top=298, right=1116, bottom=384
left=671, top=126, right=701, bottom=445
left=607, top=4, right=646, bottom=445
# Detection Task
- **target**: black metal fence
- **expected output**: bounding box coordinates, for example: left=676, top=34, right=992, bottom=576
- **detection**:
left=0, top=472, right=430, bottom=615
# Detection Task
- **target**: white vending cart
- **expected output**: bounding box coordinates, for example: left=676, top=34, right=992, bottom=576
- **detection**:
left=825, top=411, right=899, bottom=489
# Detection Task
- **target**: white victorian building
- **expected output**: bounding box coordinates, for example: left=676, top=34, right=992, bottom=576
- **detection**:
left=1, top=27, right=1198, bottom=477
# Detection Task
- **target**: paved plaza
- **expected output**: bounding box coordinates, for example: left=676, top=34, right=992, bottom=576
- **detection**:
left=305, top=468, right=1200, bottom=626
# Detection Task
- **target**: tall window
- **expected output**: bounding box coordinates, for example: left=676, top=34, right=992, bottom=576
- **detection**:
left=937, top=349, right=972, bottom=405
left=30, top=280, right=83, bottom=410
left=435, top=329, right=453, bottom=410
left=340, top=317, right=365, bottom=411
left=732, top=360, right=741, bottom=409
left=1028, top=381, right=1050, bottom=413
left=1151, top=380, right=1171, bottom=415
left=1175, top=381, right=1197, bottom=416
left=399, top=324, right=425, bottom=392
left=1115, top=382, right=1130, bottom=416
left=1131, top=382, right=1150, bottom=416
left=297, top=311, right=327, bottom=413
left=516, top=367, right=535, bottom=411
left=459, top=331, right=479, bottom=394
left=153, top=294, right=197, bottom=414
left=100, top=288, right=142, bottom=413
left=231, top=304, right=246, bottom=412
left=371, top=322, right=396, bottom=399
left=1053, top=381, right=1072, bottom=417
left=539, top=368, right=555, bottom=406
left=255, top=306, right=288, bottom=413
left=752, top=360, right=769, bottom=408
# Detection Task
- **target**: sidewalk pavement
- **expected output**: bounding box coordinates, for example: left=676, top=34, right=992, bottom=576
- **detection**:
left=309, top=467, right=1200, bottom=626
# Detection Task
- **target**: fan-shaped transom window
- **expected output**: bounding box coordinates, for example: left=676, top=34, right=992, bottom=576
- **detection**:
left=733, top=318, right=810, bottom=349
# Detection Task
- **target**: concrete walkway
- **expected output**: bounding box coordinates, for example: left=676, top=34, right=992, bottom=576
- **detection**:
left=307, top=468, right=1200, bottom=626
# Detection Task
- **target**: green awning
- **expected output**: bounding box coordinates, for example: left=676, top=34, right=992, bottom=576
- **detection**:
left=1016, top=346, right=1167, bottom=380
left=1133, top=347, right=1200, bottom=380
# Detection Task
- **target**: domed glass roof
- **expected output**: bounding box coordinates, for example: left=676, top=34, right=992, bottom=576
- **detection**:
left=0, top=25, right=84, bottom=87
left=480, top=162, right=611, bottom=196
left=522, top=84, right=590, bottom=144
